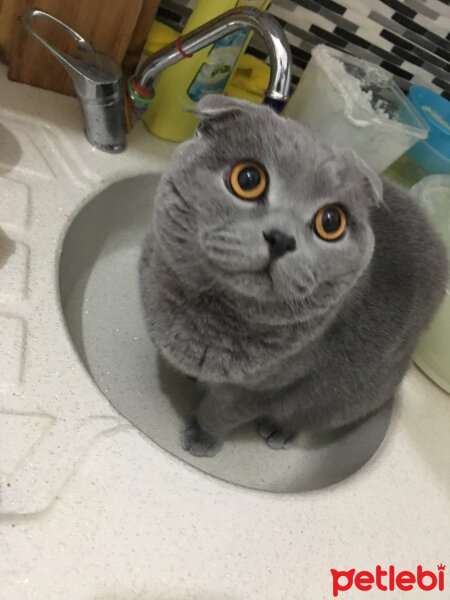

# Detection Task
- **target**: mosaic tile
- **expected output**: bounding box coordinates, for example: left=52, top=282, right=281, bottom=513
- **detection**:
left=157, top=0, right=450, bottom=99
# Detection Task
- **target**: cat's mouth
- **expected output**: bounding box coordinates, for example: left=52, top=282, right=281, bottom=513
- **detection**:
left=263, top=263, right=275, bottom=286
left=210, top=262, right=274, bottom=283
left=206, top=259, right=314, bottom=302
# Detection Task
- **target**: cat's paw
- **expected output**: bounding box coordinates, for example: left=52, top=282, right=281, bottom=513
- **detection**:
left=258, top=419, right=298, bottom=450
left=181, top=419, right=223, bottom=457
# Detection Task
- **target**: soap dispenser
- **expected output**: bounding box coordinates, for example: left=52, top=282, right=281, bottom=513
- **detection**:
left=143, top=0, right=270, bottom=142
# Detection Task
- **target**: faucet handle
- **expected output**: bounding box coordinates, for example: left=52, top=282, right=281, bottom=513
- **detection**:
left=20, top=9, right=126, bottom=153
left=20, top=10, right=122, bottom=88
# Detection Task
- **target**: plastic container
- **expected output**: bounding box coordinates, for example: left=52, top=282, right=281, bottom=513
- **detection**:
left=143, top=0, right=270, bottom=142
left=283, top=44, right=429, bottom=173
left=411, top=175, right=450, bottom=393
left=406, top=86, right=450, bottom=174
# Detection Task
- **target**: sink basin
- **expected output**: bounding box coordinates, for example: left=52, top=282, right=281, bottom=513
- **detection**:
left=59, top=175, right=393, bottom=493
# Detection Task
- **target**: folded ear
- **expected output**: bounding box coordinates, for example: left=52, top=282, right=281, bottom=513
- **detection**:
left=344, top=149, right=383, bottom=206
left=188, top=95, right=257, bottom=137
left=356, top=154, right=383, bottom=206
left=190, top=94, right=255, bottom=120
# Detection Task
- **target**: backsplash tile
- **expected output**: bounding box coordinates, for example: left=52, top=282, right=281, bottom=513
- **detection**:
left=156, top=0, right=450, bottom=100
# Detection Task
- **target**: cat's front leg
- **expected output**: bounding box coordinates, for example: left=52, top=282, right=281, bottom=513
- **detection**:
left=257, top=387, right=303, bottom=449
left=258, top=418, right=299, bottom=449
left=181, top=418, right=223, bottom=457
left=181, top=384, right=264, bottom=457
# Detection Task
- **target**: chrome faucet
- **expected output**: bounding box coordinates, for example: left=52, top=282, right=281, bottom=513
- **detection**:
left=20, top=7, right=292, bottom=153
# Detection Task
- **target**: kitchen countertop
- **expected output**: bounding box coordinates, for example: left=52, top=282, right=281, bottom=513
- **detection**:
left=0, top=65, right=449, bottom=600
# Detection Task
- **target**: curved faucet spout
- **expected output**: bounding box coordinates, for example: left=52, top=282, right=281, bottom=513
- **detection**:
left=135, top=7, right=292, bottom=104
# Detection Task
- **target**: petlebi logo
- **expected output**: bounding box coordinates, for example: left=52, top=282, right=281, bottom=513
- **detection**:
left=331, top=564, right=446, bottom=597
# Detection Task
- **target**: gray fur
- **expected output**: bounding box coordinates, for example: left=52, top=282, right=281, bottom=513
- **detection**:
left=139, top=95, right=448, bottom=457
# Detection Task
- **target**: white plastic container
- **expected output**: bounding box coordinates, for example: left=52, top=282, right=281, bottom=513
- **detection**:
left=284, top=45, right=429, bottom=172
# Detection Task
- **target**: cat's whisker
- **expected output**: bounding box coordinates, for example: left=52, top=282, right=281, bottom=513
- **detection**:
left=167, top=179, right=192, bottom=213
left=208, top=231, right=240, bottom=243
left=166, top=208, right=191, bottom=233
left=204, top=243, right=246, bottom=256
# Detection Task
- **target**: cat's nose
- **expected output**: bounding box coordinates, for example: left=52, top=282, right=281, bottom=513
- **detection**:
left=263, top=229, right=296, bottom=259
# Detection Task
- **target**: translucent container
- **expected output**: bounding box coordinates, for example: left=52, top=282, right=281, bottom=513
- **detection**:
left=283, top=45, right=429, bottom=172
left=411, top=175, right=450, bottom=393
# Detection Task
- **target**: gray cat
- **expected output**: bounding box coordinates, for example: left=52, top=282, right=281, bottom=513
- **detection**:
left=139, top=95, right=447, bottom=457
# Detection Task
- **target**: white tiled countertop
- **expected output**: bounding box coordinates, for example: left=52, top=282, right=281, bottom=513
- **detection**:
left=0, top=65, right=449, bottom=600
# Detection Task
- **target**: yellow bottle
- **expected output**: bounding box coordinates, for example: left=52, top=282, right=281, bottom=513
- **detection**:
left=143, top=0, right=270, bottom=142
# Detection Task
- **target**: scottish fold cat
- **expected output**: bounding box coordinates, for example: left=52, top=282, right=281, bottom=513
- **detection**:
left=139, top=95, right=447, bottom=457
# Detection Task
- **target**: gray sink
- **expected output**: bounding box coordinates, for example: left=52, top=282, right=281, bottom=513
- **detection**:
left=59, top=175, right=392, bottom=493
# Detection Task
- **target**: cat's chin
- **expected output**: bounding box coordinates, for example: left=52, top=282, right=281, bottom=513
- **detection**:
left=212, top=268, right=310, bottom=305
left=216, top=270, right=275, bottom=300
left=203, top=255, right=317, bottom=304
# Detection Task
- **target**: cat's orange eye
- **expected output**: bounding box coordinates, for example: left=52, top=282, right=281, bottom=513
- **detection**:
left=313, top=205, right=347, bottom=241
left=228, top=162, right=267, bottom=200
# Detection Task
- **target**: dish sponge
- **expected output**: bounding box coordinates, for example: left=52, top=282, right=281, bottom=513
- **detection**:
left=225, top=53, right=270, bottom=104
